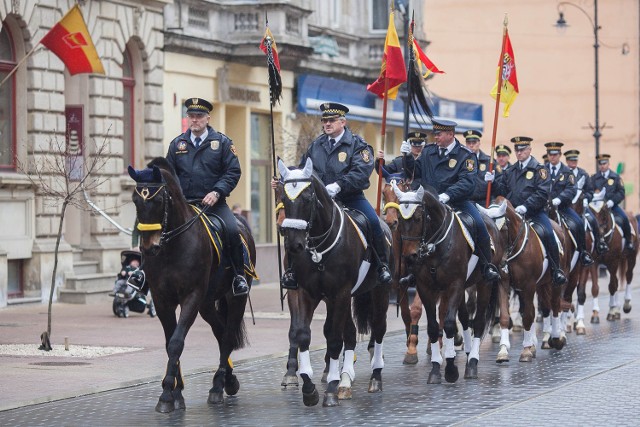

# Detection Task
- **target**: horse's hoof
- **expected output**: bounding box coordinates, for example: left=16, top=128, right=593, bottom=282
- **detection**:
left=303, top=387, right=319, bottom=407
left=322, top=392, right=339, bottom=407
left=173, top=390, right=186, bottom=410
left=403, top=352, right=418, bottom=365
left=496, top=345, right=509, bottom=363
left=281, top=374, right=299, bottom=388
left=368, top=378, right=382, bottom=393
left=224, top=375, right=240, bottom=396
left=427, top=362, right=441, bottom=384
left=337, top=386, right=352, bottom=400
left=576, top=326, right=586, bottom=335
left=623, top=300, right=632, bottom=314
left=208, top=391, right=224, bottom=405
left=464, top=358, right=478, bottom=379
left=606, top=313, right=615, bottom=321
left=614, top=311, right=621, bottom=320
left=591, top=315, right=600, bottom=324
left=541, top=340, right=551, bottom=350
left=530, top=345, right=537, bottom=358
left=566, top=323, right=573, bottom=334
left=444, top=358, right=459, bottom=383
left=321, top=371, right=328, bottom=384
left=556, top=336, right=567, bottom=350
left=512, top=324, right=523, bottom=333
left=519, top=347, right=533, bottom=362
left=454, top=333, right=463, bottom=347
left=155, top=400, right=175, bottom=413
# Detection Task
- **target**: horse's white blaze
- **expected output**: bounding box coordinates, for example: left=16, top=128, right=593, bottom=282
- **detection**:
left=280, top=218, right=308, bottom=230
left=430, top=341, right=443, bottom=365
left=523, top=328, right=535, bottom=348
left=298, top=350, right=313, bottom=378
left=327, top=358, right=340, bottom=383
left=342, top=349, right=355, bottom=381
left=371, top=342, right=384, bottom=370
left=462, top=328, right=472, bottom=354
left=469, top=337, right=481, bottom=361
left=500, top=328, right=511, bottom=350
left=443, top=333, right=456, bottom=359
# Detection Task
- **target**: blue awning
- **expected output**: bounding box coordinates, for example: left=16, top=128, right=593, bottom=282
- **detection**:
left=296, top=74, right=483, bottom=132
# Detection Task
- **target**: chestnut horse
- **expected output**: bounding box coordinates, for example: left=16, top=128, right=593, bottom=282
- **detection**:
left=588, top=200, right=638, bottom=322
left=276, top=158, right=390, bottom=407
left=129, top=158, right=254, bottom=413
left=393, top=183, right=500, bottom=382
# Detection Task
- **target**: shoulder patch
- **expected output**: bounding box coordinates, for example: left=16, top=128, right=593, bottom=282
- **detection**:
left=230, top=145, right=238, bottom=156
left=465, top=158, right=475, bottom=172
left=619, top=178, right=624, bottom=187
left=568, top=174, right=575, bottom=185
left=539, top=168, right=548, bottom=180
left=361, top=149, right=371, bottom=163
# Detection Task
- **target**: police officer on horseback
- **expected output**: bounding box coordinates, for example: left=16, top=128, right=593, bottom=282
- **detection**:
left=400, top=119, right=501, bottom=282
left=278, top=102, right=392, bottom=289
left=545, top=142, right=594, bottom=266
left=564, top=149, right=609, bottom=254
left=375, top=131, right=426, bottom=190
left=485, top=136, right=567, bottom=285
left=590, top=154, right=634, bottom=252
left=160, top=98, right=249, bottom=296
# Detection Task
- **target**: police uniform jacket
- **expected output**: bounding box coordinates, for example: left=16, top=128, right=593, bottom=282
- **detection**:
left=470, top=150, right=494, bottom=203
left=569, top=167, right=594, bottom=202
left=548, top=162, right=577, bottom=208
left=590, top=170, right=625, bottom=206
left=375, top=155, right=422, bottom=190
left=166, top=126, right=241, bottom=200
left=493, top=156, right=550, bottom=214
left=300, top=127, right=374, bottom=202
left=403, top=139, right=476, bottom=205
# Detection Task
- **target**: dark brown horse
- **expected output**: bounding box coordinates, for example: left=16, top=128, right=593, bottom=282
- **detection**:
left=589, top=200, right=638, bottom=321
left=129, top=158, right=254, bottom=413
left=276, top=158, right=390, bottom=407
left=393, top=183, right=500, bottom=382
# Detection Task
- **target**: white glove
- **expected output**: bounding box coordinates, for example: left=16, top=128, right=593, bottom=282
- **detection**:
left=515, top=205, right=527, bottom=215
left=583, top=198, right=589, bottom=208
left=552, top=198, right=561, bottom=207
left=326, top=182, right=341, bottom=198
left=438, top=193, right=450, bottom=204
left=400, top=140, right=411, bottom=154
left=606, top=200, right=614, bottom=208
left=484, top=171, right=495, bottom=182
left=576, top=176, right=586, bottom=190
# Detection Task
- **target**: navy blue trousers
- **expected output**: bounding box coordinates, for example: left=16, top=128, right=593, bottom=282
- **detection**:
left=611, top=204, right=632, bottom=240
left=559, top=206, right=586, bottom=251
left=529, top=211, right=561, bottom=268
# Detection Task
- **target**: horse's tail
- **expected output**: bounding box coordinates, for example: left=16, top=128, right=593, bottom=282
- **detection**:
left=353, top=292, right=372, bottom=335
left=480, top=279, right=500, bottom=340
left=215, top=297, right=249, bottom=350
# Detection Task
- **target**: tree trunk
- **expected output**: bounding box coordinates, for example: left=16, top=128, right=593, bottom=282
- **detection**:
left=47, top=199, right=69, bottom=337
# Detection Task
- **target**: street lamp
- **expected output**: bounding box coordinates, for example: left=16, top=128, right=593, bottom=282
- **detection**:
left=554, top=1, right=601, bottom=170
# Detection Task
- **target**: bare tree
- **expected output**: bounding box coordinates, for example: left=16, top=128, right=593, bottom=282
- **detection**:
left=18, top=129, right=111, bottom=350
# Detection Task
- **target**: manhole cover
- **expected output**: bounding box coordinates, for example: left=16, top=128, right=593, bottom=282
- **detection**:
left=29, top=361, right=91, bottom=367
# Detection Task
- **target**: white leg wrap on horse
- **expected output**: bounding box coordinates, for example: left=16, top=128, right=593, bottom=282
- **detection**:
left=430, top=341, right=443, bottom=365
left=551, top=316, right=560, bottom=338
left=443, top=334, right=456, bottom=359
left=593, top=297, right=600, bottom=312
left=531, top=323, right=538, bottom=346
left=342, top=349, right=355, bottom=381
left=609, top=294, right=616, bottom=308
left=326, top=358, right=340, bottom=383
left=463, top=328, right=472, bottom=354
left=543, top=315, right=551, bottom=333
left=500, top=328, right=510, bottom=350
left=469, top=337, right=481, bottom=361
left=625, top=284, right=632, bottom=301
left=577, top=304, right=585, bottom=320
left=370, top=342, right=384, bottom=371
left=523, top=328, right=534, bottom=348
left=298, top=350, right=313, bottom=378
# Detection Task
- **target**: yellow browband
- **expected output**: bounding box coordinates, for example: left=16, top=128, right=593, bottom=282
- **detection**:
left=137, top=223, right=162, bottom=231
left=382, top=202, right=401, bottom=213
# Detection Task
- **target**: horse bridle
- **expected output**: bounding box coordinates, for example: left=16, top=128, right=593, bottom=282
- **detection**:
left=134, top=183, right=210, bottom=250
left=399, top=199, right=454, bottom=259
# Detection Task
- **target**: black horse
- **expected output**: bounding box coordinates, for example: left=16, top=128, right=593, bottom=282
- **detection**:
left=129, top=157, right=255, bottom=413
left=276, top=158, right=390, bottom=407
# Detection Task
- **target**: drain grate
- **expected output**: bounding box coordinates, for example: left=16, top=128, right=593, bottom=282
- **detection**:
left=29, top=361, right=91, bottom=367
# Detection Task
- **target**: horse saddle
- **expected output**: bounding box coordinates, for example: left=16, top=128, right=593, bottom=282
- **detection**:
left=529, top=220, right=564, bottom=256
left=455, top=211, right=478, bottom=252
left=558, top=212, right=579, bottom=249
left=191, top=205, right=258, bottom=279
left=343, top=208, right=373, bottom=253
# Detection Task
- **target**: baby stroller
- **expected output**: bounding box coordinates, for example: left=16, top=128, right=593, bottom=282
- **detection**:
left=112, top=250, right=156, bottom=318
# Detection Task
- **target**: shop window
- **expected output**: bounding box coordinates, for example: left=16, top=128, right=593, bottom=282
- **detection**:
left=122, top=49, right=135, bottom=171
left=250, top=113, right=273, bottom=244
left=0, top=23, right=16, bottom=170
left=7, top=259, right=23, bottom=298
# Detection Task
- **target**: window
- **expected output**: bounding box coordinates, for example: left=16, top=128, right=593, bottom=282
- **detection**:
left=250, top=113, right=273, bottom=244
left=122, top=49, right=135, bottom=171
left=371, top=0, right=389, bottom=31
left=7, top=259, right=23, bottom=298
left=0, top=23, right=16, bottom=170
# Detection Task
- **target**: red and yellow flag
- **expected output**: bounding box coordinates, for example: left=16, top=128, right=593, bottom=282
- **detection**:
left=367, top=11, right=406, bottom=100
left=40, top=5, right=105, bottom=75
left=490, top=30, right=518, bottom=117
left=413, top=38, right=444, bottom=78
left=259, top=27, right=280, bottom=72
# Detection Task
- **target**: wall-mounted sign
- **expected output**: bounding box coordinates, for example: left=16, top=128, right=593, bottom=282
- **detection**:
left=65, top=105, right=84, bottom=181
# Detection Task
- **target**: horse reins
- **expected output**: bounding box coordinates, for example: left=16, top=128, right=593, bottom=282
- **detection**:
left=400, top=200, right=455, bottom=259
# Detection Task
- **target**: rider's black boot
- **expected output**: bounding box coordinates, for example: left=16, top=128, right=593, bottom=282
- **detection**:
left=230, top=243, right=249, bottom=296
left=373, top=236, right=392, bottom=285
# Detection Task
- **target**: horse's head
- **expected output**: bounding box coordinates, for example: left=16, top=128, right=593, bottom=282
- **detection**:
left=129, top=158, right=185, bottom=255
left=382, top=176, right=410, bottom=231
left=392, top=182, right=430, bottom=266
left=277, top=158, right=329, bottom=255
left=476, top=199, right=508, bottom=233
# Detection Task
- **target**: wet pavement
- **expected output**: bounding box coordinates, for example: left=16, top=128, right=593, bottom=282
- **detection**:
left=2, top=285, right=640, bottom=426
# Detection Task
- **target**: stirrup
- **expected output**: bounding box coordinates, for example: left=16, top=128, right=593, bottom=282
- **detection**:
left=552, top=269, right=567, bottom=286
left=377, top=264, right=392, bottom=285
left=232, top=275, right=249, bottom=296
left=483, top=263, right=500, bottom=282
left=281, top=269, right=298, bottom=290
left=597, top=240, right=609, bottom=254
left=581, top=251, right=594, bottom=266
left=126, top=269, right=147, bottom=294
left=625, top=241, right=635, bottom=252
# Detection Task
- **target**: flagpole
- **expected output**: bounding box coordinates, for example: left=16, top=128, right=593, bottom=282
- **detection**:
left=0, top=43, right=42, bottom=89
left=375, top=74, right=391, bottom=216
left=485, top=14, right=509, bottom=208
